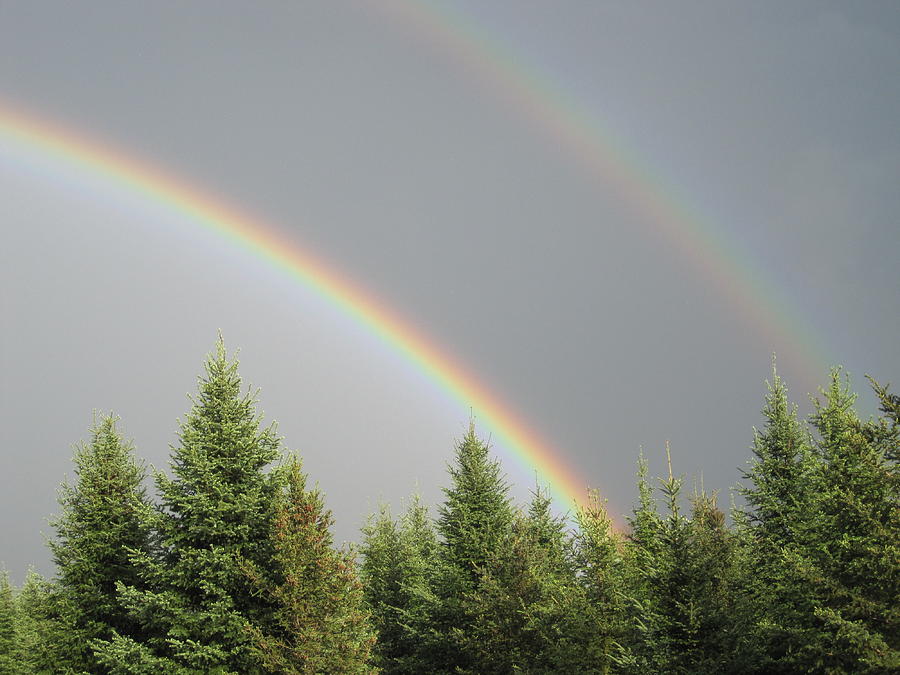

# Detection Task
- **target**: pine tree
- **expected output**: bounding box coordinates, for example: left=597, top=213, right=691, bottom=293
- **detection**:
left=573, top=490, right=628, bottom=673
left=741, top=363, right=814, bottom=546
left=682, top=489, right=750, bottom=674
left=618, top=451, right=667, bottom=675
left=491, top=487, right=607, bottom=672
left=424, top=422, right=515, bottom=673
left=95, top=339, right=283, bottom=674
left=14, top=571, right=65, bottom=674
left=244, top=455, right=375, bottom=673
left=651, top=447, right=696, bottom=675
left=619, top=447, right=746, bottom=675
left=0, top=570, right=19, bottom=674
left=49, top=414, right=152, bottom=673
left=736, top=365, right=820, bottom=673
left=868, top=376, right=899, bottom=459
left=793, top=370, right=900, bottom=672
left=360, top=494, right=436, bottom=674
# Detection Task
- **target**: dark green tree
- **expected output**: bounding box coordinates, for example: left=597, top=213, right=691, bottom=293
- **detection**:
left=617, top=452, right=667, bottom=675
left=740, top=363, right=814, bottom=546
left=792, top=371, right=900, bottom=673
left=95, top=339, right=283, bottom=674
left=736, top=366, right=819, bottom=673
left=244, top=455, right=375, bottom=673
left=573, top=490, right=629, bottom=673
left=13, top=571, right=65, bottom=674
left=0, top=570, right=19, bottom=674
left=360, top=494, right=436, bottom=674
left=478, top=486, right=608, bottom=672
left=49, top=414, right=152, bottom=673
left=619, top=447, right=749, bottom=675
left=681, top=489, right=752, bottom=674
left=423, top=422, right=515, bottom=673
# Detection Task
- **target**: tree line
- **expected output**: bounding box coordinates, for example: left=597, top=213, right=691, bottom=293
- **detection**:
left=0, top=339, right=897, bottom=673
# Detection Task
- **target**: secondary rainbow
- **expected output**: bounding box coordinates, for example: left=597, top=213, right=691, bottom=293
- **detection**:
left=378, top=0, right=834, bottom=388
left=0, top=103, right=591, bottom=511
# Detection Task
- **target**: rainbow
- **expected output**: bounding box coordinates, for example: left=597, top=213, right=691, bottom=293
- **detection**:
left=0, top=5, right=838, bottom=516
left=376, top=0, right=834, bottom=388
left=0, top=102, right=591, bottom=511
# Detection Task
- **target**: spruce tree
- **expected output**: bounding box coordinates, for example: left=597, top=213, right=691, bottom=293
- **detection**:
left=619, top=448, right=745, bottom=675
left=740, top=363, right=814, bottom=545
left=49, top=414, right=152, bottom=673
left=424, top=422, right=515, bottom=673
left=737, top=366, right=819, bottom=673
left=651, top=448, right=696, bottom=675
left=618, top=452, right=667, bottom=675
left=244, top=455, right=375, bottom=673
left=484, top=487, right=605, bottom=672
left=96, top=339, right=282, bottom=673
left=795, top=371, right=900, bottom=672
left=14, top=571, right=64, bottom=674
left=574, top=490, right=628, bottom=673
left=360, top=495, right=436, bottom=674
left=0, top=570, right=18, bottom=674
left=682, top=489, right=749, bottom=674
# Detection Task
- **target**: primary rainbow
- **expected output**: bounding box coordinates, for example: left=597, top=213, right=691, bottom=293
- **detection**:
left=377, top=0, right=834, bottom=388
left=0, top=102, right=591, bottom=512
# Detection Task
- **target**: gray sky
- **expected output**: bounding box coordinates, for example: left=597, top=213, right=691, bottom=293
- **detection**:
left=2, top=1, right=898, bottom=581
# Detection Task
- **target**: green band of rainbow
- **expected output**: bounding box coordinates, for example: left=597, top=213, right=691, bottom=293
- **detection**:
left=0, top=103, right=590, bottom=511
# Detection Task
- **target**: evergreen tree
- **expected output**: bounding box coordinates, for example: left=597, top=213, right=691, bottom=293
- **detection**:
left=793, top=371, right=900, bottom=672
left=0, top=570, right=19, bottom=674
left=681, top=489, right=751, bottom=674
left=573, top=490, right=628, bottom=673
left=49, top=414, right=152, bottom=673
left=360, top=494, right=436, bottom=674
left=741, top=363, right=814, bottom=546
left=736, top=365, right=819, bottom=673
left=650, top=448, right=696, bottom=675
left=13, top=571, right=65, bottom=674
left=618, top=452, right=667, bottom=675
left=619, top=448, right=748, bottom=675
left=483, top=487, right=606, bottom=672
left=868, top=377, right=899, bottom=459
left=244, top=456, right=375, bottom=673
left=424, top=422, right=515, bottom=673
left=95, top=339, right=282, bottom=674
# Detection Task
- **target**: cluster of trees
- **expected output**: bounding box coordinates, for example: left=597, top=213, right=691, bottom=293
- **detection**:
left=0, top=341, right=897, bottom=674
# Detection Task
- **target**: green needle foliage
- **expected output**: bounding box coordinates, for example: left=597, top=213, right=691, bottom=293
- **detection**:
left=737, top=365, right=819, bottom=672
left=9, top=340, right=897, bottom=674
left=13, top=571, right=64, bottom=675
left=244, top=455, right=375, bottom=673
left=428, top=422, right=516, bottom=673
left=360, top=495, right=436, bottom=674
left=96, top=339, right=283, bottom=673
left=0, top=570, right=18, bottom=673
left=49, top=415, right=152, bottom=673
left=574, top=490, right=629, bottom=673
left=796, top=371, right=900, bottom=672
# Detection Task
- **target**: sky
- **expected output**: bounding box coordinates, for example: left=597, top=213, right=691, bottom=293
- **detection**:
left=1, top=1, right=898, bottom=581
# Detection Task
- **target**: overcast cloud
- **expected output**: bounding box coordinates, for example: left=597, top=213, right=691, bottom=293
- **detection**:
left=1, top=1, right=898, bottom=581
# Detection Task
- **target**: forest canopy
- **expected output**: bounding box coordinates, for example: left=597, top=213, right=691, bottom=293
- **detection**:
left=1, top=339, right=897, bottom=674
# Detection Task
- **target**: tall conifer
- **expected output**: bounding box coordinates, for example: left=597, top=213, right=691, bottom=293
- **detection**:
left=244, top=456, right=375, bottom=673
left=360, top=495, right=436, bottom=674
left=796, top=371, right=900, bottom=672
left=574, top=490, right=628, bottom=673
left=49, top=415, right=152, bottom=673
left=737, top=366, right=819, bottom=673
left=425, top=422, right=514, bottom=673
left=0, top=571, right=18, bottom=674
left=96, top=339, right=282, bottom=673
